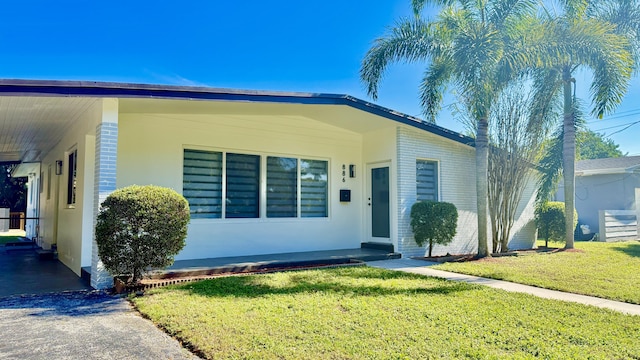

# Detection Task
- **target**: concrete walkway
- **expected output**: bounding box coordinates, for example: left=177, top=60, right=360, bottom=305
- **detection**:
left=368, top=258, right=640, bottom=316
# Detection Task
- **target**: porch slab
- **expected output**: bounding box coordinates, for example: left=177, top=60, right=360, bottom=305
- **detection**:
left=152, top=248, right=401, bottom=279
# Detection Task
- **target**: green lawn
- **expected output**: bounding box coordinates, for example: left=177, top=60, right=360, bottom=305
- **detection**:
left=0, top=235, right=22, bottom=245
left=434, top=240, right=640, bottom=304
left=132, top=266, right=640, bottom=359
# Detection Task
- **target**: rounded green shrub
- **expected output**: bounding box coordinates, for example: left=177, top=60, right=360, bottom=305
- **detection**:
left=535, top=201, right=578, bottom=247
left=410, top=200, right=458, bottom=257
left=96, top=185, right=190, bottom=283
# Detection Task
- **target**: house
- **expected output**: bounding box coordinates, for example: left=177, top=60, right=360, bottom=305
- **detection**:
left=1, top=79, right=537, bottom=289
left=556, top=156, right=640, bottom=236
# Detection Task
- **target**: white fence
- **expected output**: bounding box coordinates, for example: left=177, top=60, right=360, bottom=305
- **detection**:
left=598, top=210, right=638, bottom=242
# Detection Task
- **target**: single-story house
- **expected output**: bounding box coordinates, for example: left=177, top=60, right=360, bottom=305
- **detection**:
left=556, top=156, right=640, bottom=235
left=2, top=79, right=537, bottom=288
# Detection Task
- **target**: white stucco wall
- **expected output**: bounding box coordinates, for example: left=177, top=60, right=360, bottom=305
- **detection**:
left=117, top=111, right=366, bottom=260
left=362, top=127, right=398, bottom=248
left=39, top=101, right=101, bottom=275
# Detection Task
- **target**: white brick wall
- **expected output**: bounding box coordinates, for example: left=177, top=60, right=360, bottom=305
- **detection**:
left=396, top=126, right=537, bottom=257
left=91, top=120, right=118, bottom=289
left=507, top=176, right=538, bottom=250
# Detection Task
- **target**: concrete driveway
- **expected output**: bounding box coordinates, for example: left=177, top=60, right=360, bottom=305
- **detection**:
left=0, top=291, right=199, bottom=359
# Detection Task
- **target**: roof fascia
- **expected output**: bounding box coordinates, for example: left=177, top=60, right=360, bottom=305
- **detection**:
left=0, top=80, right=475, bottom=147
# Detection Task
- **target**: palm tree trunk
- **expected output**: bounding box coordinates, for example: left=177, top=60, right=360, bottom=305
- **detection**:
left=476, top=116, right=490, bottom=257
left=562, top=66, right=576, bottom=249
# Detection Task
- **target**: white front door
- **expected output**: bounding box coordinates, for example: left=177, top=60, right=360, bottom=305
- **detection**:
left=367, top=163, right=391, bottom=243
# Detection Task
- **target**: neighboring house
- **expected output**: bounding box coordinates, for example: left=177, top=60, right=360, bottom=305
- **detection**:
left=1, top=79, right=537, bottom=289
left=556, top=156, right=640, bottom=235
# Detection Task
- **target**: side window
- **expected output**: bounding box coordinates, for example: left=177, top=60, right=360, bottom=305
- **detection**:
left=67, top=149, right=78, bottom=205
left=183, top=149, right=223, bottom=219
left=416, top=160, right=438, bottom=201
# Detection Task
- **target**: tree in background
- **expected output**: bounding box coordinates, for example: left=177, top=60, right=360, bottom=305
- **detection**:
left=0, top=163, right=27, bottom=212
left=361, top=0, right=543, bottom=257
left=577, top=129, right=625, bottom=160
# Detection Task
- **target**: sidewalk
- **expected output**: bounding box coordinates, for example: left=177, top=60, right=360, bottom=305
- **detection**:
left=367, top=258, right=640, bottom=316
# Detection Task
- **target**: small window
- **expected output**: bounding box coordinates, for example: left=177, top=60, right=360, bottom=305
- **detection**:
left=226, top=153, right=260, bottom=218
left=301, top=159, right=328, bottom=217
left=417, top=160, right=438, bottom=201
left=67, top=149, right=78, bottom=205
left=267, top=157, right=298, bottom=218
left=183, top=149, right=223, bottom=219
left=46, top=165, right=51, bottom=200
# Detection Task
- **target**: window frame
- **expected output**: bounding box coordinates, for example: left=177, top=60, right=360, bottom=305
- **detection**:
left=416, top=158, right=440, bottom=202
left=67, top=148, right=78, bottom=207
left=46, top=164, right=51, bottom=200
left=183, top=147, right=330, bottom=221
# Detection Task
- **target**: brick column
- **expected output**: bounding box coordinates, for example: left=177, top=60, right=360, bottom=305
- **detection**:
left=91, top=99, right=118, bottom=289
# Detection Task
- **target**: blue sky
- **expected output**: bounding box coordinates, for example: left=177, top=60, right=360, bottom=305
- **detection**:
left=2, top=0, right=639, bottom=155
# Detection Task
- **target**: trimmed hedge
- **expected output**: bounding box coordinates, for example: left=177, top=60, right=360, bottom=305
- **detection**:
left=96, top=185, right=190, bottom=283
left=535, top=201, right=578, bottom=246
left=410, top=201, right=458, bottom=257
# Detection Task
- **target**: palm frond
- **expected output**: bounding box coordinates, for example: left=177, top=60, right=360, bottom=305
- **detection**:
left=360, top=18, right=438, bottom=99
left=419, top=59, right=453, bottom=122
left=488, top=0, right=536, bottom=29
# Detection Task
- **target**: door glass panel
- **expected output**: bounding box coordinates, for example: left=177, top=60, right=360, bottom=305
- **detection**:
left=371, top=167, right=390, bottom=238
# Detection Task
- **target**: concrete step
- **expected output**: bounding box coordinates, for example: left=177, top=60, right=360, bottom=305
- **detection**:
left=361, top=242, right=394, bottom=252
left=36, top=249, right=55, bottom=260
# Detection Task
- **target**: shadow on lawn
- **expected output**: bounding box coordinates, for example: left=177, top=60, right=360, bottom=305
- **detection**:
left=176, top=267, right=474, bottom=298
left=611, top=242, right=640, bottom=258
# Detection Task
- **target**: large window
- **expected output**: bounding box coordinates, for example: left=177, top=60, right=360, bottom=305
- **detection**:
left=183, top=149, right=328, bottom=219
left=416, top=160, right=438, bottom=201
left=67, top=149, right=78, bottom=205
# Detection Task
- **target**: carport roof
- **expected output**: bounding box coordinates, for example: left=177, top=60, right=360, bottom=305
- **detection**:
left=0, top=79, right=475, bottom=161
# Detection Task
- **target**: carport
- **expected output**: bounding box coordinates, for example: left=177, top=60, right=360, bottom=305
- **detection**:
left=0, top=247, right=90, bottom=297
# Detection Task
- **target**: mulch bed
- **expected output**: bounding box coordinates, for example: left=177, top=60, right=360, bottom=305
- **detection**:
left=413, top=247, right=583, bottom=263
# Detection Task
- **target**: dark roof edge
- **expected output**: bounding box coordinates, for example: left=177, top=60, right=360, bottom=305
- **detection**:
left=0, top=79, right=475, bottom=147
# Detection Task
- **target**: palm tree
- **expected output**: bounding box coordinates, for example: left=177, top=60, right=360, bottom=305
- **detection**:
left=532, top=0, right=638, bottom=249
left=360, top=0, right=540, bottom=257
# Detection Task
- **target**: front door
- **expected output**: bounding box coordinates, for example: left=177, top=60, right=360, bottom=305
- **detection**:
left=367, top=163, right=391, bottom=242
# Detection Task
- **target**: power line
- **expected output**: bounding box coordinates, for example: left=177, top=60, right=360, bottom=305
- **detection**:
left=593, top=120, right=640, bottom=132
left=605, top=120, right=640, bottom=138
left=587, top=108, right=640, bottom=123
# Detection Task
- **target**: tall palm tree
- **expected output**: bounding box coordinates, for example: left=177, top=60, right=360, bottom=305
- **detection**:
left=532, top=0, right=638, bottom=249
left=360, top=0, right=540, bottom=257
